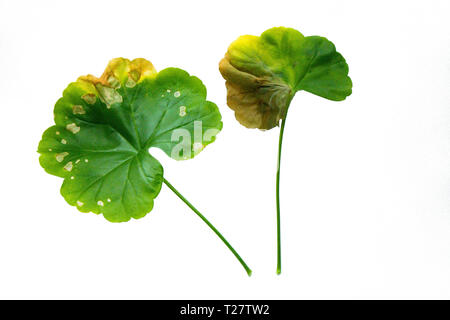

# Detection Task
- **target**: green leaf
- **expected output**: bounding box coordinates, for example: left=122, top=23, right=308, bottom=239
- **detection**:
left=219, top=27, right=352, bottom=129
left=38, top=58, right=222, bottom=222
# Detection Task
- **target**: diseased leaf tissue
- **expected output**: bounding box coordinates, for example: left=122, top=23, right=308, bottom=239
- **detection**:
left=219, top=27, right=352, bottom=129
left=219, top=27, right=352, bottom=274
left=38, top=58, right=222, bottom=222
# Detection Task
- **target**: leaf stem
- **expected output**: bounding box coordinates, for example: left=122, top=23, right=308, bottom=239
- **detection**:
left=163, top=178, right=252, bottom=276
left=276, top=106, right=290, bottom=275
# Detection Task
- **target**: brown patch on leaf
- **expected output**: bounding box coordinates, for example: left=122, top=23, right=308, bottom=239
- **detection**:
left=219, top=56, right=292, bottom=130
left=78, top=58, right=157, bottom=88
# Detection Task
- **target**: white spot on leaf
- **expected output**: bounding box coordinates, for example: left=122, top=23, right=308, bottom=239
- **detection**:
left=72, top=105, right=86, bottom=115
left=97, top=200, right=104, bottom=206
left=77, top=200, right=84, bottom=207
left=107, top=198, right=111, bottom=202
left=174, top=91, right=180, bottom=98
left=179, top=106, right=187, bottom=117
left=84, top=159, right=89, bottom=163
left=61, top=139, right=67, bottom=144
left=81, top=93, right=96, bottom=105
left=64, top=161, right=73, bottom=172
left=56, top=152, right=69, bottom=162
left=66, top=123, right=80, bottom=134
left=125, top=78, right=136, bottom=88
left=107, top=76, right=120, bottom=88
left=96, top=84, right=123, bottom=108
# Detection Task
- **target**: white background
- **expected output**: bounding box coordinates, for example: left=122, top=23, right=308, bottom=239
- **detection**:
left=0, top=0, right=449, bottom=299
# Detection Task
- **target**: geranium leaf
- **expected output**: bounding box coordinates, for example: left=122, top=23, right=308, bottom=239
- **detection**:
left=219, top=27, right=352, bottom=129
left=38, top=58, right=222, bottom=222
left=219, top=27, right=352, bottom=274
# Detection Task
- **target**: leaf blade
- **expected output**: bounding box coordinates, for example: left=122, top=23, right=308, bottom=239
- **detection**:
left=38, top=58, right=222, bottom=222
left=219, top=27, right=352, bottom=129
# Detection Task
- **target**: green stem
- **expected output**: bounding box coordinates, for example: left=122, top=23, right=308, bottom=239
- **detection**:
left=276, top=107, right=290, bottom=275
left=163, top=178, right=252, bottom=276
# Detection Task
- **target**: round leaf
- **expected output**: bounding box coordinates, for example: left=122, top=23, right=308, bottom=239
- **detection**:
left=38, top=58, right=222, bottom=222
left=219, top=27, right=353, bottom=129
